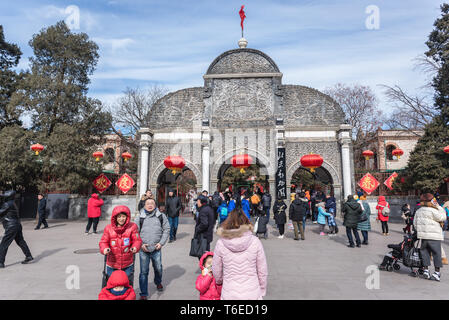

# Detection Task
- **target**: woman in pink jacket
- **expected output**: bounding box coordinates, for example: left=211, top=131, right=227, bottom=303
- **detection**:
left=212, top=208, right=268, bottom=300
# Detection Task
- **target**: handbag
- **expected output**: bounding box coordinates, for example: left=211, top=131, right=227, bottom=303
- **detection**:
left=189, top=234, right=208, bottom=258
left=403, top=240, right=423, bottom=268
left=101, top=255, right=108, bottom=288
left=254, top=216, right=260, bottom=234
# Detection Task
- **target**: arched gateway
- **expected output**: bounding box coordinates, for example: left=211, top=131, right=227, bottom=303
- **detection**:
left=137, top=39, right=355, bottom=215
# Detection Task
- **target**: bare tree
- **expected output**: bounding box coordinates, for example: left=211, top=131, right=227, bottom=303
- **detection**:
left=324, top=83, right=383, bottom=169
left=108, top=84, right=168, bottom=143
left=380, top=54, right=439, bottom=132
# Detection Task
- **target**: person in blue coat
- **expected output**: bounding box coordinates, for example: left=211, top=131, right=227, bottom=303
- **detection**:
left=241, top=194, right=251, bottom=220
left=325, top=194, right=337, bottom=217
left=317, top=202, right=331, bottom=236
left=218, top=202, right=228, bottom=224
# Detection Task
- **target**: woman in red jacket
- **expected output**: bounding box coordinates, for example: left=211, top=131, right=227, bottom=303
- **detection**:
left=99, top=205, right=142, bottom=286
left=98, top=270, right=136, bottom=300
left=86, top=193, right=104, bottom=234
left=195, top=251, right=222, bottom=300
left=376, top=196, right=390, bottom=236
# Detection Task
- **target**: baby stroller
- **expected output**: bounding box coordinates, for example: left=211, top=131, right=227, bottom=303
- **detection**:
left=378, top=232, right=424, bottom=276
left=254, top=213, right=269, bottom=240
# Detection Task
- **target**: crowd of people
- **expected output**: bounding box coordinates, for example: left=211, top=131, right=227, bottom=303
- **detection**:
left=1, top=186, right=449, bottom=298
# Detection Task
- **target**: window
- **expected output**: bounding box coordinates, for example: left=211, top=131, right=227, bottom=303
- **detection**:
left=386, top=145, right=396, bottom=161
left=105, top=148, right=115, bottom=163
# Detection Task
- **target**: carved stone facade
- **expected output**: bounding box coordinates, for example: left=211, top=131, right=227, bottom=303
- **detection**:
left=138, top=43, right=354, bottom=210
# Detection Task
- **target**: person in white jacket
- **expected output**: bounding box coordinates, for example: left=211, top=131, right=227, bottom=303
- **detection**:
left=413, top=193, right=447, bottom=281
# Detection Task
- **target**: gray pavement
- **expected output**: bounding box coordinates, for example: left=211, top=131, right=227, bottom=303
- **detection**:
left=0, top=216, right=448, bottom=300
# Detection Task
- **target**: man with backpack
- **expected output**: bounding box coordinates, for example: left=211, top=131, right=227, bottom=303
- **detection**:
left=165, top=189, right=182, bottom=243
left=261, top=191, right=272, bottom=224
left=211, top=191, right=222, bottom=222
left=135, top=198, right=170, bottom=299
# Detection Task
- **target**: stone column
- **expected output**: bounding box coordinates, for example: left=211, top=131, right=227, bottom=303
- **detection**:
left=137, top=128, right=152, bottom=199
left=338, top=124, right=353, bottom=199
left=201, top=121, right=211, bottom=193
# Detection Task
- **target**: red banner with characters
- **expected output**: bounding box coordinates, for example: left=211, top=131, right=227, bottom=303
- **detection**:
left=358, top=173, right=380, bottom=195
left=93, top=174, right=112, bottom=194
left=384, top=172, right=398, bottom=190
left=116, top=173, right=135, bottom=194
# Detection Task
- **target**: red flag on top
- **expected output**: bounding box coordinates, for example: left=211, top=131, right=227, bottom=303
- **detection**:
left=239, top=5, right=246, bottom=33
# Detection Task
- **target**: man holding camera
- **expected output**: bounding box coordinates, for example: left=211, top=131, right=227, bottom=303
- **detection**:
left=0, top=190, right=33, bottom=268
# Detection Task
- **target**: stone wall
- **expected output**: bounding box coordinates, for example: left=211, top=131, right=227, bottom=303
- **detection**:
left=68, top=195, right=138, bottom=220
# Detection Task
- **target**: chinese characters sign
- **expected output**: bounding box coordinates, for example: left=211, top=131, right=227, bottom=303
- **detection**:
left=384, top=172, right=398, bottom=190
left=358, top=173, right=380, bottom=195
left=116, top=173, right=135, bottom=194
left=276, top=148, right=287, bottom=200
left=92, top=174, right=112, bottom=194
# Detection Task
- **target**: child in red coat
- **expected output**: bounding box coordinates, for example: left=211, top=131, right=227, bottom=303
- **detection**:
left=195, top=251, right=222, bottom=300
left=99, top=205, right=142, bottom=286
left=98, top=270, right=136, bottom=300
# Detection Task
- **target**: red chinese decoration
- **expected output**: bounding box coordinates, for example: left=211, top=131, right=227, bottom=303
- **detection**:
left=300, top=153, right=323, bottom=173
left=92, top=174, right=112, bottom=194
left=231, top=154, right=253, bottom=173
left=116, top=173, right=135, bottom=194
left=93, top=151, right=104, bottom=162
left=392, top=148, right=404, bottom=159
left=31, top=143, right=44, bottom=156
left=121, top=152, right=132, bottom=162
left=358, top=173, right=380, bottom=195
left=384, top=172, right=398, bottom=190
left=164, top=155, right=186, bottom=175
left=444, top=145, right=449, bottom=154
left=362, top=150, right=374, bottom=161
left=239, top=5, right=246, bottom=32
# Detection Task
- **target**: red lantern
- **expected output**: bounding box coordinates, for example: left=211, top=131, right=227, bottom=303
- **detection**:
left=300, top=153, right=323, bottom=173
left=31, top=143, right=44, bottom=156
left=121, top=152, right=132, bottom=162
left=362, top=150, right=374, bottom=161
left=392, top=148, right=404, bottom=159
left=231, top=154, right=253, bottom=174
left=164, top=155, right=186, bottom=174
left=444, top=145, right=449, bottom=154
left=93, top=151, right=104, bottom=162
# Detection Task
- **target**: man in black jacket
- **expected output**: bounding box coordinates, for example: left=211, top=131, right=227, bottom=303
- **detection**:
left=194, top=195, right=215, bottom=255
left=289, top=192, right=308, bottom=240
left=0, top=190, right=33, bottom=268
left=35, top=193, right=49, bottom=230
left=165, top=189, right=182, bottom=243
left=261, top=191, right=272, bottom=224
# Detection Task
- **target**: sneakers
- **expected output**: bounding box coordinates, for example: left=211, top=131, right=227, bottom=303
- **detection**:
left=431, top=272, right=441, bottom=282
left=312, top=221, right=318, bottom=224
left=21, top=257, right=34, bottom=264
left=422, top=270, right=431, bottom=280
left=347, top=244, right=355, bottom=248
left=157, top=284, right=164, bottom=292
left=85, top=232, right=89, bottom=235
left=356, top=244, right=361, bottom=248
left=277, top=235, right=284, bottom=239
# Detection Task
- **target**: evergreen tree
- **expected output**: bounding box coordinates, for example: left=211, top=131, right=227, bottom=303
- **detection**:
left=0, top=25, right=23, bottom=129
left=396, top=4, right=449, bottom=193
left=10, top=21, right=112, bottom=192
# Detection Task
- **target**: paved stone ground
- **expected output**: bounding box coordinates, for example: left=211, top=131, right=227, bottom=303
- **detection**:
left=0, top=216, right=449, bottom=300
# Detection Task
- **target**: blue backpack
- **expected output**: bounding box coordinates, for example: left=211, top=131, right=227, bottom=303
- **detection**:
left=219, top=206, right=228, bottom=222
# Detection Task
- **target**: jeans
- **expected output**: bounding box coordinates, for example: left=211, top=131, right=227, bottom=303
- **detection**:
left=346, top=227, right=361, bottom=246
left=106, top=263, right=135, bottom=286
left=292, top=221, right=305, bottom=240
left=0, top=221, right=32, bottom=264
left=264, top=207, right=270, bottom=224
left=421, top=239, right=443, bottom=269
left=361, top=230, right=368, bottom=243
left=36, top=212, right=48, bottom=229
left=381, top=221, right=389, bottom=234
left=168, top=216, right=179, bottom=240
left=139, top=250, right=163, bottom=297
left=86, top=217, right=99, bottom=233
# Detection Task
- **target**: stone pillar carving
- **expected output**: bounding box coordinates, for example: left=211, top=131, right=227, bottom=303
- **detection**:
left=201, top=122, right=211, bottom=193
left=138, top=128, right=152, bottom=198
left=338, top=124, right=352, bottom=199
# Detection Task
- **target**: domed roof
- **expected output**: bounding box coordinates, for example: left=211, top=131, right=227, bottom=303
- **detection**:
left=205, top=48, right=280, bottom=75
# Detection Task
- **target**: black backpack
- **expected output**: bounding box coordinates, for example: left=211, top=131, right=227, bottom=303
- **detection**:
left=211, top=195, right=221, bottom=208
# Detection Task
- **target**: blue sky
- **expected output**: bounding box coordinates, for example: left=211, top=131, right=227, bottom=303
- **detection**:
left=1, top=0, right=445, bottom=114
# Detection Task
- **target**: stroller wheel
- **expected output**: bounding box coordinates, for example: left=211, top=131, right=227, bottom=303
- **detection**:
left=418, top=268, right=424, bottom=275
left=386, top=265, right=393, bottom=272
left=410, top=270, right=417, bottom=277
left=393, top=263, right=400, bottom=271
